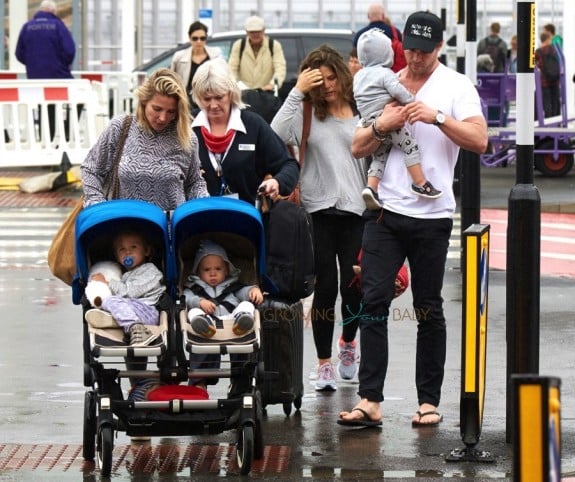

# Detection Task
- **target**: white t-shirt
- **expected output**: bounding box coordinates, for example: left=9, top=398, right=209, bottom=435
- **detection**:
left=379, top=63, right=483, bottom=219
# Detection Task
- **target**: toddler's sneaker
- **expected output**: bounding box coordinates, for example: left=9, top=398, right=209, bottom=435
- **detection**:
left=232, top=312, right=255, bottom=336
left=128, top=323, right=155, bottom=347
left=314, top=362, right=337, bottom=391
left=190, top=314, right=217, bottom=338
left=337, top=336, right=358, bottom=380
left=362, top=186, right=382, bottom=210
left=411, top=181, right=443, bottom=199
left=85, top=308, right=118, bottom=328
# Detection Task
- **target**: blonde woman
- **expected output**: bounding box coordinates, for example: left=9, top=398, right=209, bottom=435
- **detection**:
left=82, top=68, right=209, bottom=210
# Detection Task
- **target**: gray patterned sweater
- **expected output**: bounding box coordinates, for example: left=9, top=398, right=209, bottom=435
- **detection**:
left=82, top=115, right=209, bottom=210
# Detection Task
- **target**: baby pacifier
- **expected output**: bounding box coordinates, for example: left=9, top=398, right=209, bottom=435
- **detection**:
left=122, top=256, right=134, bottom=268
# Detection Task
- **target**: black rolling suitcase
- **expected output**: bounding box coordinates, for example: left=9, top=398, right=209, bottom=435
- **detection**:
left=258, top=298, right=304, bottom=416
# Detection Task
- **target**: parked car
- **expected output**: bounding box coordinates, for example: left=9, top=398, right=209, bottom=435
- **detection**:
left=135, top=28, right=354, bottom=99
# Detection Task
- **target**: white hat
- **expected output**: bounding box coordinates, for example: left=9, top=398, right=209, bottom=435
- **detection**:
left=245, top=16, right=265, bottom=32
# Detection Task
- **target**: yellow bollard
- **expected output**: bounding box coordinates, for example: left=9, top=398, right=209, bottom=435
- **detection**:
left=512, top=375, right=561, bottom=482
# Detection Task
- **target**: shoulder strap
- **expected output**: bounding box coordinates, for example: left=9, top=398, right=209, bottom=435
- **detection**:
left=298, top=101, right=312, bottom=168
left=189, top=280, right=244, bottom=312
left=106, top=114, right=132, bottom=200
left=240, top=37, right=274, bottom=60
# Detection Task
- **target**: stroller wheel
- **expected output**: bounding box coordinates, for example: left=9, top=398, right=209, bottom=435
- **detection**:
left=97, top=425, right=114, bottom=477
left=294, top=396, right=302, bottom=411
left=283, top=401, right=293, bottom=416
left=83, top=391, right=97, bottom=461
left=236, top=425, right=254, bottom=475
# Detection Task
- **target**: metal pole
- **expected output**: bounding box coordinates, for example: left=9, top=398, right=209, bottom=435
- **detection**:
left=0, top=0, right=5, bottom=70
left=460, top=0, right=480, bottom=237
left=456, top=0, right=465, bottom=75
left=71, top=0, right=81, bottom=70
left=439, top=8, right=447, bottom=66
left=452, top=0, right=465, bottom=199
left=505, top=0, right=541, bottom=443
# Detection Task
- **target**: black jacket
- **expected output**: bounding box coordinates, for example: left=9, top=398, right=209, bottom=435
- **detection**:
left=194, top=110, right=299, bottom=205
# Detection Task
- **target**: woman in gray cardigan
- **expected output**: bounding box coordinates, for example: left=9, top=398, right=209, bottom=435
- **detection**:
left=271, top=45, right=368, bottom=392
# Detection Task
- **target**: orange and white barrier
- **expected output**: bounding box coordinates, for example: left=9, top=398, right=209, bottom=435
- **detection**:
left=0, top=79, right=103, bottom=167
left=0, top=70, right=142, bottom=119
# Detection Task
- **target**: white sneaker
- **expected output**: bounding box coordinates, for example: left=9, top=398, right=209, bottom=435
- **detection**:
left=337, top=336, right=358, bottom=380
left=85, top=308, right=118, bottom=328
left=314, top=362, right=337, bottom=391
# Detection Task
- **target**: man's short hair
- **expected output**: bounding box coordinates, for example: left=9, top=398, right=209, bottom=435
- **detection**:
left=544, top=23, right=556, bottom=36
left=40, top=0, right=57, bottom=13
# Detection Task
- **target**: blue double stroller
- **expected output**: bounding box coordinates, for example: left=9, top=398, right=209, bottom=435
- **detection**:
left=74, top=197, right=265, bottom=476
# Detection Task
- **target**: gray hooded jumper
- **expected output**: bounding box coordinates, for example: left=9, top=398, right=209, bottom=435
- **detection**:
left=354, top=28, right=415, bottom=118
left=354, top=28, right=420, bottom=176
left=183, top=240, right=255, bottom=316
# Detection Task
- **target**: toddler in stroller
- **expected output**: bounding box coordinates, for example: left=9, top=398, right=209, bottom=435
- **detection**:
left=172, top=198, right=265, bottom=393
left=85, top=228, right=166, bottom=346
left=184, top=239, right=263, bottom=338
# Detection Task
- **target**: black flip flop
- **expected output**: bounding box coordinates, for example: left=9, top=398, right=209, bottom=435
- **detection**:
left=411, top=410, right=443, bottom=427
left=337, top=407, right=382, bottom=427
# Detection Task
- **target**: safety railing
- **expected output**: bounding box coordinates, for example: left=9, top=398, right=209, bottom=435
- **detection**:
left=0, top=79, right=103, bottom=167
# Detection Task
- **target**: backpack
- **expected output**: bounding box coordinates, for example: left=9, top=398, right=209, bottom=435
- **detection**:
left=540, top=46, right=560, bottom=83
left=484, top=36, right=504, bottom=71
left=390, top=26, right=407, bottom=73
left=259, top=198, right=315, bottom=302
left=239, top=37, right=275, bottom=61
left=238, top=37, right=281, bottom=123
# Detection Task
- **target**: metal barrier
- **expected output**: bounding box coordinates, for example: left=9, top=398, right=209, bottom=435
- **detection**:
left=0, top=79, right=103, bottom=167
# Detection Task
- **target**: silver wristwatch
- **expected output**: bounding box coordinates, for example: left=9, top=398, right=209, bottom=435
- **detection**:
left=434, top=110, right=446, bottom=126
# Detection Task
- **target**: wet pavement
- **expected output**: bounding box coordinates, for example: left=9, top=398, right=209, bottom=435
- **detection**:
left=0, top=164, right=574, bottom=480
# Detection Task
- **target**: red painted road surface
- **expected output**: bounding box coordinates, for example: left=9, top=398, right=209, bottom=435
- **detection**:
left=481, top=208, right=575, bottom=279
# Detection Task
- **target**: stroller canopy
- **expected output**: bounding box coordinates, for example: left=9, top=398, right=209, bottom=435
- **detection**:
left=74, top=199, right=172, bottom=289
left=171, top=197, right=266, bottom=277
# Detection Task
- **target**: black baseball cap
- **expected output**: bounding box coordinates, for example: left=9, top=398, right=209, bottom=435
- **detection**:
left=402, top=11, right=443, bottom=53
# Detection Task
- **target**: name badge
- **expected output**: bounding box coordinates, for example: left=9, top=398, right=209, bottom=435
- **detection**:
left=238, top=144, right=256, bottom=151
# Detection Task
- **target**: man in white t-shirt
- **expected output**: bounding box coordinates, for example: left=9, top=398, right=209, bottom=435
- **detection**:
left=338, top=10, right=488, bottom=429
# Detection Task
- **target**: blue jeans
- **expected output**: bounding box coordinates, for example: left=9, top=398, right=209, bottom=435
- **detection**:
left=359, top=209, right=452, bottom=405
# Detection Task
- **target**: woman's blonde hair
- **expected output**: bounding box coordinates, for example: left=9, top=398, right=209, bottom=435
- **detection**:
left=135, top=68, right=192, bottom=151
left=191, top=59, right=245, bottom=109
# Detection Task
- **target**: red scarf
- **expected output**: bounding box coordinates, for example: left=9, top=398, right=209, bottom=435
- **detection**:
left=201, top=126, right=235, bottom=154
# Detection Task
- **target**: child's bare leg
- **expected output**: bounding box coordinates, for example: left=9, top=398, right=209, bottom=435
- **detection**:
left=367, top=175, right=379, bottom=191
left=407, top=163, right=427, bottom=187
left=407, top=163, right=443, bottom=199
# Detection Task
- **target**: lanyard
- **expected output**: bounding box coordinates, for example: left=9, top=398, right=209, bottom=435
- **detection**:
left=211, top=152, right=232, bottom=196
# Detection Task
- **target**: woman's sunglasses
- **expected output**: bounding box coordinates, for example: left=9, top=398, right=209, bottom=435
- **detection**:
left=191, top=36, right=207, bottom=41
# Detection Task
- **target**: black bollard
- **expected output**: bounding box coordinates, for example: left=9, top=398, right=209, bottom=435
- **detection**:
left=505, top=1, right=541, bottom=442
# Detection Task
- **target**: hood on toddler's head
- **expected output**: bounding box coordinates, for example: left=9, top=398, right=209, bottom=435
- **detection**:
left=191, top=240, right=240, bottom=277
left=357, top=28, right=393, bottom=69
